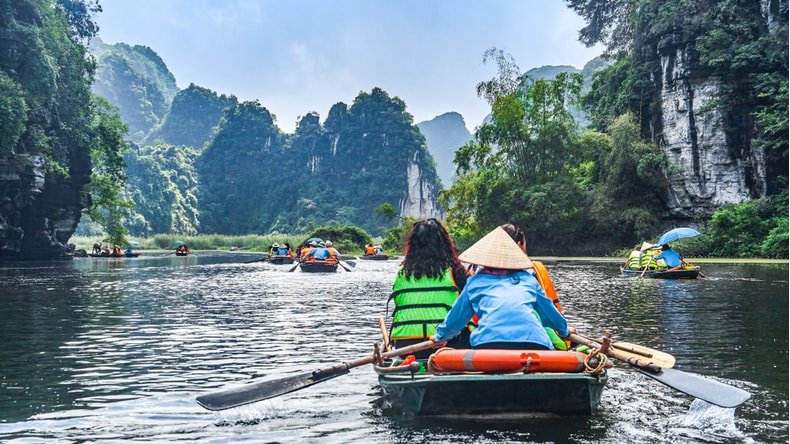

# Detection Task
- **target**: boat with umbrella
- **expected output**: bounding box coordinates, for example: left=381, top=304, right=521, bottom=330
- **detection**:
left=620, top=228, right=702, bottom=278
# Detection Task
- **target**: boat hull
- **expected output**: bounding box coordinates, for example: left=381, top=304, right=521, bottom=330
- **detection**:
left=269, top=255, right=294, bottom=265
left=299, top=262, right=338, bottom=273
left=89, top=253, right=140, bottom=258
left=360, top=254, right=389, bottom=260
left=175, top=252, right=189, bottom=256
left=620, top=267, right=699, bottom=279
left=379, top=371, right=607, bottom=416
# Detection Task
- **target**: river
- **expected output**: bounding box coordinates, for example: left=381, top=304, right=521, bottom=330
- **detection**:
left=0, top=254, right=786, bottom=442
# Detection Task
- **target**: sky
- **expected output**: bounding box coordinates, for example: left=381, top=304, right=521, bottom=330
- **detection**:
left=94, top=1, right=604, bottom=134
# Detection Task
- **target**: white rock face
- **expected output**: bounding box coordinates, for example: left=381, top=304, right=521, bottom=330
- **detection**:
left=399, top=152, right=442, bottom=219
left=657, top=46, right=756, bottom=218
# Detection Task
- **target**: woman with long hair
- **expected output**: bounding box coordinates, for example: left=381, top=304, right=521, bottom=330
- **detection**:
left=388, top=218, right=471, bottom=357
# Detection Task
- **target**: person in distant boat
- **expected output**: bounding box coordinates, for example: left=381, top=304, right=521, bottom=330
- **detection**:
left=275, top=243, right=289, bottom=256
left=374, top=244, right=384, bottom=255
left=269, top=243, right=280, bottom=257
left=125, top=246, right=134, bottom=257
left=432, top=226, right=573, bottom=351
left=655, top=243, right=683, bottom=269
left=92, top=242, right=102, bottom=254
left=112, top=245, right=122, bottom=256
left=305, top=243, right=332, bottom=261
left=364, top=244, right=375, bottom=256
left=283, top=243, right=293, bottom=257
left=176, top=244, right=190, bottom=255
left=388, top=218, right=472, bottom=358
left=300, top=240, right=319, bottom=260
left=324, top=240, right=340, bottom=261
left=103, top=246, right=111, bottom=256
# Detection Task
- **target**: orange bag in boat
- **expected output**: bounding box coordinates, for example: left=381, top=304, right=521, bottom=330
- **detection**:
left=428, top=348, right=585, bottom=373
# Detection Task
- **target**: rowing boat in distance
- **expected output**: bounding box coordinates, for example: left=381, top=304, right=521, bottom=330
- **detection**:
left=299, top=260, right=339, bottom=273
left=620, top=266, right=700, bottom=279
left=88, top=253, right=140, bottom=258
left=359, top=254, right=389, bottom=260
left=269, top=255, right=295, bottom=265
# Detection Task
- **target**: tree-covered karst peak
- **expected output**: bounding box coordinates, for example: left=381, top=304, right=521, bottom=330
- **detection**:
left=194, top=88, right=442, bottom=235
left=145, top=83, right=238, bottom=149
left=416, top=112, right=473, bottom=186
left=90, top=38, right=179, bottom=142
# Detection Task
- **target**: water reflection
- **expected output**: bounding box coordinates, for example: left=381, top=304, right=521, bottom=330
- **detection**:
left=0, top=255, right=786, bottom=442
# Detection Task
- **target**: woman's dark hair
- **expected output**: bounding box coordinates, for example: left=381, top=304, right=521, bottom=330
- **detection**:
left=401, top=218, right=465, bottom=285
left=500, top=223, right=526, bottom=247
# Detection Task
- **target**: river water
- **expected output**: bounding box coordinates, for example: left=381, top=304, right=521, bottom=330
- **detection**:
left=0, top=254, right=786, bottom=443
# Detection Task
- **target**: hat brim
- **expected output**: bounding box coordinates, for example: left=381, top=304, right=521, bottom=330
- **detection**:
left=459, top=227, right=533, bottom=270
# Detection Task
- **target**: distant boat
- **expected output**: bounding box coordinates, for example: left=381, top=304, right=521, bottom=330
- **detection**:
left=620, top=266, right=700, bottom=279
left=269, top=255, right=294, bottom=265
left=89, top=253, right=140, bottom=258
left=360, top=254, right=389, bottom=260
left=299, top=260, right=338, bottom=273
left=175, top=252, right=190, bottom=257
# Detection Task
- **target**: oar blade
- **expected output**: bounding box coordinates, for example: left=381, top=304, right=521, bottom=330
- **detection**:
left=196, top=368, right=348, bottom=411
left=637, top=367, right=751, bottom=408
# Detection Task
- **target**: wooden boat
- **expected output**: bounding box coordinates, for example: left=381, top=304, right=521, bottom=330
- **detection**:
left=89, top=253, right=140, bottom=258
left=299, top=260, right=338, bottom=273
left=376, top=349, right=607, bottom=416
left=620, top=266, right=700, bottom=279
left=175, top=252, right=189, bottom=257
left=360, top=254, right=389, bottom=260
left=269, top=255, right=294, bottom=265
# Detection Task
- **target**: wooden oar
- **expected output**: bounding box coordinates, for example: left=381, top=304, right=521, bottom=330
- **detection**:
left=570, top=333, right=750, bottom=408
left=573, top=333, right=676, bottom=368
left=196, top=340, right=435, bottom=411
left=287, top=261, right=300, bottom=272
left=378, top=316, right=391, bottom=351
left=337, top=260, right=353, bottom=272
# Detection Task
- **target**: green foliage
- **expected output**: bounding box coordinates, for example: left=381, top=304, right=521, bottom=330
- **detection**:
left=681, top=192, right=789, bottom=259
left=91, top=39, right=179, bottom=142
left=124, top=141, right=200, bottom=235
left=374, top=203, right=397, bottom=221
left=145, top=83, right=238, bottom=149
left=382, top=216, right=420, bottom=252
left=83, top=96, right=132, bottom=246
left=0, top=72, right=28, bottom=154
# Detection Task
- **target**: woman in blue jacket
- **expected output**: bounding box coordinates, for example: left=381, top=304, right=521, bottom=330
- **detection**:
left=433, top=226, right=573, bottom=350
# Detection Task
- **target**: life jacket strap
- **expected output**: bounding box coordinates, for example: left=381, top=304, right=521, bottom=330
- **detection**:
left=388, top=285, right=458, bottom=301
left=391, top=302, right=453, bottom=316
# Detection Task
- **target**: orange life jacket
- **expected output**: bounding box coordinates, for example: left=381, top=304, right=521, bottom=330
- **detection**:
left=531, top=260, right=563, bottom=313
left=365, top=246, right=375, bottom=255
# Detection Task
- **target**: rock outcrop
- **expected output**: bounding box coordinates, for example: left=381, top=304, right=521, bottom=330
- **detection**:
left=0, top=154, right=90, bottom=261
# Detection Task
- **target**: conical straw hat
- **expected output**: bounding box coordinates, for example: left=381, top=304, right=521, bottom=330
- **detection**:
left=459, top=226, right=533, bottom=270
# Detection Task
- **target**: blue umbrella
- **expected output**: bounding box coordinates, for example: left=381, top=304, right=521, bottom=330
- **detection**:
left=657, top=227, right=700, bottom=245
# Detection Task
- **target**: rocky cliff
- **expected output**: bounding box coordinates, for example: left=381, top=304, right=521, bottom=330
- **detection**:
left=0, top=154, right=91, bottom=261
left=643, top=0, right=787, bottom=219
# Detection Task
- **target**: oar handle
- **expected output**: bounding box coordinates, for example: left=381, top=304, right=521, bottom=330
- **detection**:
left=313, top=340, right=436, bottom=375
left=570, top=334, right=658, bottom=370
left=573, top=333, right=653, bottom=358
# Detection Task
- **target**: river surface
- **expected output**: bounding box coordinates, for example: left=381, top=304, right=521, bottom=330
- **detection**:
left=0, top=254, right=786, bottom=443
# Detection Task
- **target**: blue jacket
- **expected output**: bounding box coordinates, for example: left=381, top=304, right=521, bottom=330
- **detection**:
left=434, top=270, right=569, bottom=349
left=656, top=249, right=682, bottom=267
left=307, top=247, right=331, bottom=260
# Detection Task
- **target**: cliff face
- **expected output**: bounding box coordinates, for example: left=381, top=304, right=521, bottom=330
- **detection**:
left=644, top=0, right=787, bottom=219
left=0, top=154, right=90, bottom=260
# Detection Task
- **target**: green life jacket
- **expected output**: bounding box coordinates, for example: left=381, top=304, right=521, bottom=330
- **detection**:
left=390, top=269, right=459, bottom=340
left=640, top=250, right=659, bottom=269
left=627, top=251, right=642, bottom=268
left=532, top=310, right=568, bottom=350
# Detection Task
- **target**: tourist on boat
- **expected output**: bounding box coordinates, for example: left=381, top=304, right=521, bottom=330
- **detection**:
left=364, top=244, right=376, bottom=256
left=92, top=242, right=102, bottom=254
left=300, top=240, right=318, bottom=259
left=176, top=244, right=190, bottom=255
left=305, top=243, right=332, bottom=262
left=324, top=240, right=340, bottom=260
left=433, top=226, right=573, bottom=350
left=275, top=243, right=290, bottom=256
left=283, top=243, right=294, bottom=257
left=269, top=243, right=280, bottom=257
left=112, top=245, right=122, bottom=256
left=125, top=246, right=133, bottom=257
left=655, top=243, right=683, bottom=268
left=389, top=218, right=472, bottom=358
left=103, top=246, right=111, bottom=256
left=374, top=244, right=384, bottom=255
left=500, top=223, right=568, bottom=350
